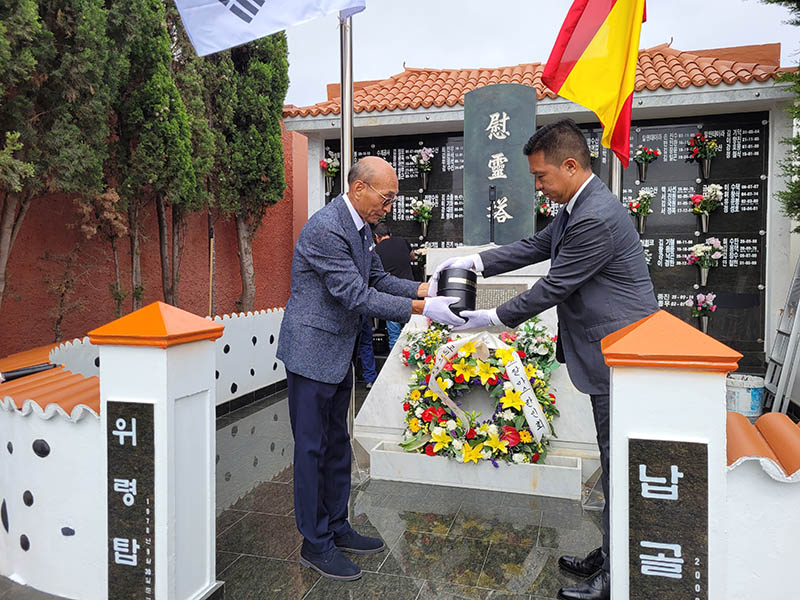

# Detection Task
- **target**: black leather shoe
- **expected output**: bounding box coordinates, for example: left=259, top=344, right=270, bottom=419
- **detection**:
left=334, top=529, right=385, bottom=554
left=557, top=569, right=609, bottom=600
left=299, top=547, right=362, bottom=581
left=558, top=546, right=605, bottom=577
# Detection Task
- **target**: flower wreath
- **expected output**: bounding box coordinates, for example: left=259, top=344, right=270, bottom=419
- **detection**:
left=398, top=318, right=559, bottom=466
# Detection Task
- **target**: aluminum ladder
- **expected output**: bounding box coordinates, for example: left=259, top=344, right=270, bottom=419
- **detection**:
left=765, top=256, right=800, bottom=414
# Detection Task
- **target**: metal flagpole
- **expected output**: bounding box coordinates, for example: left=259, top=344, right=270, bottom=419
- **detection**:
left=609, top=152, right=622, bottom=200
left=340, top=14, right=367, bottom=504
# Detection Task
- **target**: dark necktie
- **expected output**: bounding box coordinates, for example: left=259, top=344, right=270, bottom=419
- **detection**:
left=558, top=207, right=571, bottom=239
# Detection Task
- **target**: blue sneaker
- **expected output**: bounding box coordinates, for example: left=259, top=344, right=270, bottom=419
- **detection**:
left=334, top=530, right=386, bottom=554
left=299, top=547, right=362, bottom=581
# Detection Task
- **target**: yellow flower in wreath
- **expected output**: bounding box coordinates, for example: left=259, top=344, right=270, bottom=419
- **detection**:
left=458, top=341, right=477, bottom=357
left=485, top=433, right=509, bottom=454
left=409, top=418, right=421, bottom=433
left=475, top=360, right=501, bottom=385
left=424, top=376, right=453, bottom=399
left=519, top=430, right=533, bottom=444
left=494, top=347, right=516, bottom=366
left=461, top=441, right=484, bottom=464
left=453, top=358, right=477, bottom=380
left=430, top=428, right=452, bottom=452
left=500, top=388, right=524, bottom=411
left=524, top=363, right=537, bottom=379
left=409, top=388, right=421, bottom=401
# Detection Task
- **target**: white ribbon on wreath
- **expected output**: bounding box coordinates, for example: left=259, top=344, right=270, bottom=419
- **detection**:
left=426, top=330, right=550, bottom=443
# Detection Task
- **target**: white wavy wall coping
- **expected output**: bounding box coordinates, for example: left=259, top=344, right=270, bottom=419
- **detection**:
left=727, top=456, right=800, bottom=483
left=0, top=396, right=98, bottom=423
left=49, top=337, right=98, bottom=379
left=211, top=308, right=286, bottom=407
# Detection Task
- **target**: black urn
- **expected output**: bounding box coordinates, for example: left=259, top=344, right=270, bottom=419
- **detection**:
left=436, top=268, right=477, bottom=316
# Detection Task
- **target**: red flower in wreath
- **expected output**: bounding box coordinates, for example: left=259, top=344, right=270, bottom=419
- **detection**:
left=425, top=444, right=436, bottom=456
left=501, top=425, right=521, bottom=447
left=465, top=428, right=476, bottom=439
left=421, top=406, right=446, bottom=423
left=403, top=402, right=411, bottom=411
left=532, top=452, right=540, bottom=462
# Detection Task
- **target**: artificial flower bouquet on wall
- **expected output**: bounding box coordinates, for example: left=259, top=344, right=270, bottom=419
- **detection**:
left=687, top=237, right=724, bottom=286
left=627, top=189, right=654, bottom=234
left=690, top=184, right=723, bottom=232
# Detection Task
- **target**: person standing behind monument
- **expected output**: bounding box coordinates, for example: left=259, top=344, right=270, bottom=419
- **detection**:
left=373, top=222, right=416, bottom=350
left=277, top=156, right=464, bottom=582
left=431, top=120, right=659, bottom=600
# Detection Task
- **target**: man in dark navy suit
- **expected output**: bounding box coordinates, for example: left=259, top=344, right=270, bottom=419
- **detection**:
left=433, top=120, right=659, bottom=600
left=277, top=156, right=464, bottom=581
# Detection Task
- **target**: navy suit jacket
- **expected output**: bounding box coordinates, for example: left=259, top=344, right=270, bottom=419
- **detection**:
left=480, top=176, right=659, bottom=395
left=277, top=195, right=420, bottom=384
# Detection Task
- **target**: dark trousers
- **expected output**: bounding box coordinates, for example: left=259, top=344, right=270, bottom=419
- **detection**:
left=287, top=368, right=353, bottom=553
left=590, top=393, right=610, bottom=571
left=357, top=317, right=378, bottom=383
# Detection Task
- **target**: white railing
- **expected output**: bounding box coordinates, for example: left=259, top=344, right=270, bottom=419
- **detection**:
left=46, top=308, right=287, bottom=407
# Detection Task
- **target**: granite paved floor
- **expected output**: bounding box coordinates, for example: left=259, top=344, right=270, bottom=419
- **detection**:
left=0, top=383, right=603, bottom=600
left=213, top=384, right=603, bottom=600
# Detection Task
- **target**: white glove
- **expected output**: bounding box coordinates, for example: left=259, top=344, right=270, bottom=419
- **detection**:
left=428, top=254, right=483, bottom=296
left=423, top=296, right=466, bottom=327
left=453, top=309, right=503, bottom=331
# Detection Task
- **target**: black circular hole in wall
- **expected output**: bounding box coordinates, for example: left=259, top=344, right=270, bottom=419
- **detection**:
left=250, top=368, right=255, bottom=376
left=32, top=439, right=50, bottom=458
left=61, top=527, right=75, bottom=536
left=223, top=344, right=230, bottom=354
left=1, top=500, right=8, bottom=532
left=94, top=357, right=100, bottom=368
left=230, top=383, right=237, bottom=394
left=269, top=334, right=275, bottom=345
left=273, top=362, right=278, bottom=371
left=23, top=491, right=33, bottom=507
left=20, top=535, right=30, bottom=551
left=6, top=442, right=12, bottom=454
left=251, top=336, right=257, bottom=346
left=215, top=370, right=219, bottom=380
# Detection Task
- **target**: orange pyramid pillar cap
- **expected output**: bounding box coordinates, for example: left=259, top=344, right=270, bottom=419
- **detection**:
left=601, top=310, right=742, bottom=372
left=89, top=301, right=224, bottom=349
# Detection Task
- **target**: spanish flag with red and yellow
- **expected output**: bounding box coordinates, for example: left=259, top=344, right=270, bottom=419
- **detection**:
left=542, top=0, right=647, bottom=167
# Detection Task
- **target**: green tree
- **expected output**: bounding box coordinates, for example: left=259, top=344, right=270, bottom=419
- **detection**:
left=0, top=0, right=113, bottom=312
left=165, top=5, right=215, bottom=307
left=110, top=0, right=196, bottom=308
left=212, top=33, right=289, bottom=311
left=761, top=0, right=800, bottom=230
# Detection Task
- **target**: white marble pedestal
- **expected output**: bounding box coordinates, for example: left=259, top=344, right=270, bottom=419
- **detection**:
left=354, top=246, right=601, bottom=497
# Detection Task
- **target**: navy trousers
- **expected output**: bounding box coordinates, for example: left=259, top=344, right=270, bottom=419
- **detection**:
left=287, top=368, right=353, bottom=553
left=590, top=393, right=610, bottom=571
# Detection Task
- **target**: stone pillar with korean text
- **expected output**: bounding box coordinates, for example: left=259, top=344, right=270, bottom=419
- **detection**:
left=601, top=310, right=741, bottom=600
left=89, top=302, right=225, bottom=600
left=463, top=83, right=537, bottom=245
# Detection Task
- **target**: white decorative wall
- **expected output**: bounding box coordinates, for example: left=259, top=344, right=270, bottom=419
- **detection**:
left=46, top=309, right=288, bottom=408
left=0, top=401, right=104, bottom=600
left=212, top=309, right=286, bottom=406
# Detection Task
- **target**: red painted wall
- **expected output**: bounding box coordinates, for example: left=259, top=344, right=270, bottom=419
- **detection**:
left=0, top=126, right=307, bottom=356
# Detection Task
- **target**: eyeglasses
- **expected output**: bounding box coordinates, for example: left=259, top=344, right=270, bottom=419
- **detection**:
left=362, top=180, right=397, bottom=207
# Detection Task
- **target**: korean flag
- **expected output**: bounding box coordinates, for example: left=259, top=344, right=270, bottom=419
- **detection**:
left=175, top=0, right=367, bottom=56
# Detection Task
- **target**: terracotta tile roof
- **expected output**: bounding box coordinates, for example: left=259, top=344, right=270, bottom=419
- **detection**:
left=284, top=43, right=789, bottom=118
left=0, top=343, right=99, bottom=421
left=727, top=411, right=800, bottom=482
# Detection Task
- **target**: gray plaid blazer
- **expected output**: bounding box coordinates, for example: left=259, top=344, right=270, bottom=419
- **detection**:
left=277, top=195, right=420, bottom=384
left=480, top=176, right=659, bottom=395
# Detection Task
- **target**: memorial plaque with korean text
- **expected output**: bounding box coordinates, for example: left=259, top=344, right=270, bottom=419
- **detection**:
left=629, top=438, right=708, bottom=600
left=107, top=401, right=156, bottom=600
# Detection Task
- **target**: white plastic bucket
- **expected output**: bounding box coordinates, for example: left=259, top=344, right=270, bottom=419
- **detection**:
left=726, top=374, right=765, bottom=419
